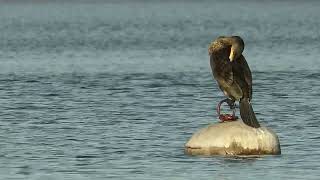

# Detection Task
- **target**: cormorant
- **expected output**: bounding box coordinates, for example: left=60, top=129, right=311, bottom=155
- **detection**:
left=208, top=36, right=260, bottom=128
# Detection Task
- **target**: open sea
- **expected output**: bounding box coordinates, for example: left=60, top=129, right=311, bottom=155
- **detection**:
left=0, top=0, right=320, bottom=179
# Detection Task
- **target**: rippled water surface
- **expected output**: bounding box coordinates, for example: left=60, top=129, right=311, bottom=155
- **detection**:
left=0, top=1, right=320, bottom=179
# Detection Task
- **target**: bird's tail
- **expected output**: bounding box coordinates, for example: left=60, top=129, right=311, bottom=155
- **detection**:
left=239, top=98, right=260, bottom=128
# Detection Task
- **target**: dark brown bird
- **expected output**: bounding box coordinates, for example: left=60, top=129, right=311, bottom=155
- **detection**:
left=208, top=36, right=260, bottom=128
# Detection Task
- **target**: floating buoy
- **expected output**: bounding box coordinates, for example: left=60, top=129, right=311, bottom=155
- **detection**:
left=185, top=120, right=281, bottom=156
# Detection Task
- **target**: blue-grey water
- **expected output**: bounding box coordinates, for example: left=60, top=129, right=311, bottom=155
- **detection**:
left=0, top=0, right=320, bottom=179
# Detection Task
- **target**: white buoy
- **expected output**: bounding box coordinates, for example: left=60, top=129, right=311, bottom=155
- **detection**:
left=185, top=120, right=281, bottom=156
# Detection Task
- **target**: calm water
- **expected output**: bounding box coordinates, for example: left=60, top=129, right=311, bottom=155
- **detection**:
left=0, top=1, right=320, bottom=179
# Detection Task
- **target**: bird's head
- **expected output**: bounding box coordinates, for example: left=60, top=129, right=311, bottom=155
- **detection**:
left=209, top=36, right=245, bottom=61
left=228, top=36, right=244, bottom=62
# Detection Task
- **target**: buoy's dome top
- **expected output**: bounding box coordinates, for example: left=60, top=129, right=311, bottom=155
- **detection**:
left=185, top=120, right=281, bottom=156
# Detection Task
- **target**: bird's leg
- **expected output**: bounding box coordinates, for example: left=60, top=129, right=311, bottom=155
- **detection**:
left=226, top=99, right=238, bottom=120
left=225, top=98, right=236, bottom=110
left=217, top=98, right=237, bottom=122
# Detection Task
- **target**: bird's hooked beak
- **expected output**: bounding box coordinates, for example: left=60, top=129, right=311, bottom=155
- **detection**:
left=229, top=49, right=235, bottom=62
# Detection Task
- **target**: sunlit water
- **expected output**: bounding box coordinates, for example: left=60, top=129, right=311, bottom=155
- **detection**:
left=0, top=1, right=320, bottom=179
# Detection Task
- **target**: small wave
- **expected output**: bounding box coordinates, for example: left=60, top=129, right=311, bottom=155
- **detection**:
left=304, top=73, right=320, bottom=79
left=75, top=155, right=99, bottom=159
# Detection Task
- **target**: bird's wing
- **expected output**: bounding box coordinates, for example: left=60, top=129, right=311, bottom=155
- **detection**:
left=233, top=55, right=253, bottom=100
left=210, top=54, right=234, bottom=87
left=221, top=60, right=234, bottom=86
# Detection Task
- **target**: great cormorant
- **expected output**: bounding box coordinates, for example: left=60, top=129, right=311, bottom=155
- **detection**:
left=208, top=36, right=260, bottom=128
